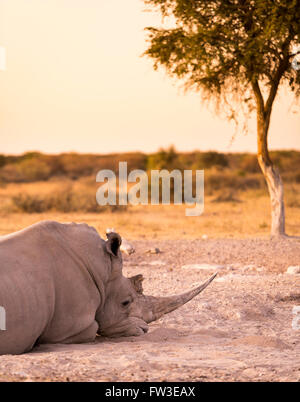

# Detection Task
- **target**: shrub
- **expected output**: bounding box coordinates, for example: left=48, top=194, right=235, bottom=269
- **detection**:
left=196, top=151, right=228, bottom=169
left=11, top=187, right=128, bottom=213
left=0, top=159, right=51, bottom=182
left=147, top=146, right=180, bottom=170
left=0, top=155, right=6, bottom=168
left=12, top=194, right=49, bottom=213
left=212, top=190, right=242, bottom=203
left=239, top=154, right=260, bottom=173
left=205, top=171, right=263, bottom=194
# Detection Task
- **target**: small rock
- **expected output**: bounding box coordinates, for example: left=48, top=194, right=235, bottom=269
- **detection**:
left=149, top=260, right=166, bottom=266
left=181, top=263, right=225, bottom=270
left=242, top=264, right=256, bottom=272
left=202, top=234, right=208, bottom=240
left=215, top=273, right=253, bottom=282
left=256, top=267, right=264, bottom=272
left=120, top=239, right=135, bottom=255
left=286, top=266, right=300, bottom=274
left=200, top=302, right=211, bottom=310
left=215, top=276, right=228, bottom=282
left=145, top=248, right=161, bottom=254
left=242, top=368, right=258, bottom=377
left=139, top=260, right=166, bottom=266
left=235, top=311, right=243, bottom=320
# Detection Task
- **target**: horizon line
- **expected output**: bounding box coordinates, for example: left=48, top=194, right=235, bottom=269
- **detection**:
left=2, top=147, right=300, bottom=157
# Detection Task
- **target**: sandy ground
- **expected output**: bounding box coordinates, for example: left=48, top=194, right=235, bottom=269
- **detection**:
left=0, top=237, right=299, bottom=382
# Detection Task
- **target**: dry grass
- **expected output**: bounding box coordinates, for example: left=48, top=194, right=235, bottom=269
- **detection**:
left=0, top=179, right=299, bottom=239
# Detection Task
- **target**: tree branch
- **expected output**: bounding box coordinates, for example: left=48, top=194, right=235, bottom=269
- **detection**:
left=265, top=35, right=292, bottom=118
left=251, top=79, right=264, bottom=113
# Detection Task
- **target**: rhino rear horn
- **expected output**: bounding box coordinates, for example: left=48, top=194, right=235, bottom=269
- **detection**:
left=130, top=274, right=144, bottom=294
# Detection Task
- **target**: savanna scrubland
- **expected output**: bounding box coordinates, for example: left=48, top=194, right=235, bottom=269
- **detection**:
left=0, top=148, right=299, bottom=381
left=0, top=148, right=300, bottom=238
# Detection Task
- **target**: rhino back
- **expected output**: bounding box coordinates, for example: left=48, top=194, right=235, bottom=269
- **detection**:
left=0, top=223, right=56, bottom=354
left=0, top=221, right=106, bottom=354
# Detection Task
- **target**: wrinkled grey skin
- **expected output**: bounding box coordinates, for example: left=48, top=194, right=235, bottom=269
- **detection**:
left=0, top=221, right=217, bottom=355
left=95, top=241, right=151, bottom=338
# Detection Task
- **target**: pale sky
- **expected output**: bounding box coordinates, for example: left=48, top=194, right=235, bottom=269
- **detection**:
left=0, top=0, right=299, bottom=155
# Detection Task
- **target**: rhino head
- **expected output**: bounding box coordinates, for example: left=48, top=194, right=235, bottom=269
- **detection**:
left=96, top=232, right=217, bottom=338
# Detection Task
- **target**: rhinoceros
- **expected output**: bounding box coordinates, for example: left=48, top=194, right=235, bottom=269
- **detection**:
left=0, top=221, right=217, bottom=355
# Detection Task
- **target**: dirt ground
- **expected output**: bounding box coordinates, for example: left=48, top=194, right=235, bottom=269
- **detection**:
left=0, top=237, right=299, bottom=382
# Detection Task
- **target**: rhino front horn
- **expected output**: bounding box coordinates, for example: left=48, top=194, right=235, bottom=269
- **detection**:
left=145, top=272, right=218, bottom=323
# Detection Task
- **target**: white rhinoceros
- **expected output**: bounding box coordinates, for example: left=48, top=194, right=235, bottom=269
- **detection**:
left=0, top=221, right=217, bottom=355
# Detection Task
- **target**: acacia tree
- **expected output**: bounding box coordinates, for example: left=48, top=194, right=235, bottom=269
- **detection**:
left=143, top=0, right=300, bottom=237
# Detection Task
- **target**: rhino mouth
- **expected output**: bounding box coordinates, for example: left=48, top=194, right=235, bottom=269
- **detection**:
left=99, top=317, right=149, bottom=338
left=99, top=273, right=217, bottom=338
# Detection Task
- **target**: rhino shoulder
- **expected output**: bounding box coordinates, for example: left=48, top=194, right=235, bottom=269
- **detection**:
left=37, top=220, right=99, bottom=236
left=48, top=221, right=103, bottom=246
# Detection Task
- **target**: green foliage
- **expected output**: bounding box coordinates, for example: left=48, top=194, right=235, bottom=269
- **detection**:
left=1, top=150, right=300, bottom=183
left=143, top=0, right=300, bottom=115
left=147, top=145, right=180, bottom=170
left=2, top=150, right=300, bottom=212
left=0, top=152, right=148, bottom=183
left=194, top=151, right=228, bottom=169
left=147, top=147, right=228, bottom=170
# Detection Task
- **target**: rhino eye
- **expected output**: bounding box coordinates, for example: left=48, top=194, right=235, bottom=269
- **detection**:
left=121, top=300, right=131, bottom=307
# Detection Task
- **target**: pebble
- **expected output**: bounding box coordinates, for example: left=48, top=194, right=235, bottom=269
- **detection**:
left=286, top=266, right=300, bottom=274
left=140, top=260, right=166, bottom=266
left=146, top=248, right=161, bottom=254
left=181, top=263, right=225, bottom=270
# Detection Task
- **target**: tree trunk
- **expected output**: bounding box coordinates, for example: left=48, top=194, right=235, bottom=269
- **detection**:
left=257, top=111, right=286, bottom=237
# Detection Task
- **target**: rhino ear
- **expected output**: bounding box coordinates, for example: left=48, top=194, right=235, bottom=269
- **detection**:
left=129, top=274, right=144, bottom=294
left=106, top=232, right=122, bottom=257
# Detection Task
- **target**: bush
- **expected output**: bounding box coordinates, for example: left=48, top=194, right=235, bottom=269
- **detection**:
left=12, top=193, right=49, bottom=213
left=1, top=150, right=300, bottom=187
left=0, top=158, right=51, bottom=182
left=212, top=190, right=242, bottom=203
left=147, top=146, right=180, bottom=170
left=239, top=154, right=260, bottom=173
left=0, top=155, right=6, bottom=168
left=195, top=151, right=228, bottom=169
left=205, top=170, right=264, bottom=194
left=11, top=187, right=128, bottom=213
